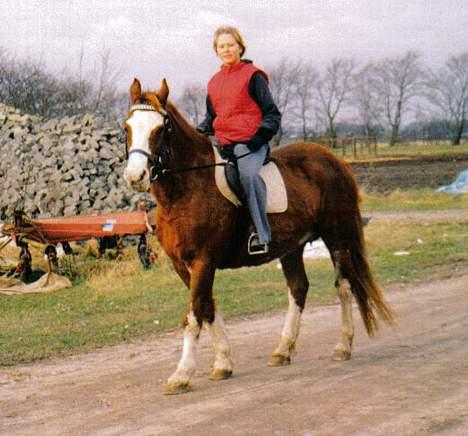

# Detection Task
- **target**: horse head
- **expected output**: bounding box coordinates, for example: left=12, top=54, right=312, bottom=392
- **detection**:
left=123, top=78, right=171, bottom=192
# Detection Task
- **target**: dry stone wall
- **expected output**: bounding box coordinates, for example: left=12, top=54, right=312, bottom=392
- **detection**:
left=0, top=104, right=151, bottom=219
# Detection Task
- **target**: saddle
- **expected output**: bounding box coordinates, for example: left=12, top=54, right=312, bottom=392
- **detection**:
left=212, top=146, right=288, bottom=213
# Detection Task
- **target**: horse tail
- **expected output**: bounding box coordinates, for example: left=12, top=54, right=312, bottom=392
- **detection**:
left=338, top=208, right=395, bottom=336
left=320, top=159, right=396, bottom=336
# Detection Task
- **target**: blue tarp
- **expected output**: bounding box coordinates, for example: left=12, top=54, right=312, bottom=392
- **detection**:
left=436, top=169, right=468, bottom=194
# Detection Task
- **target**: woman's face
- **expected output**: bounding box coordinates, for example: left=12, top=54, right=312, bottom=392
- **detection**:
left=216, top=33, right=242, bottom=66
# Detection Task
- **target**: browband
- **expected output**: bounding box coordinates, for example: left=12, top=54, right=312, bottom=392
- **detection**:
left=129, top=104, right=167, bottom=115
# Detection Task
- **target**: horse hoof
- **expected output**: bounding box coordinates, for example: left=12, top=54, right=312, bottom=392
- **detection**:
left=162, top=381, right=192, bottom=395
left=268, top=354, right=291, bottom=367
left=332, top=350, right=351, bottom=361
left=209, top=369, right=233, bottom=381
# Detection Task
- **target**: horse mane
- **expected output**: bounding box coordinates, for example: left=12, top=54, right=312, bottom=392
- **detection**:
left=137, top=89, right=211, bottom=149
left=165, top=101, right=211, bottom=149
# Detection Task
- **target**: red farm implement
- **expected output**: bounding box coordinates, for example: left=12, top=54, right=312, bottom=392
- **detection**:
left=1, top=205, right=157, bottom=282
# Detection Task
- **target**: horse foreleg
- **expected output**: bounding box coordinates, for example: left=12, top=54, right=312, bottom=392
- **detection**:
left=163, top=259, right=215, bottom=395
left=206, top=306, right=233, bottom=380
left=269, top=249, right=308, bottom=366
left=172, top=259, right=191, bottom=288
left=163, top=308, right=200, bottom=395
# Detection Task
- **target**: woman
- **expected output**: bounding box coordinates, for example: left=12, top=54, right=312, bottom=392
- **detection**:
left=197, top=26, right=281, bottom=255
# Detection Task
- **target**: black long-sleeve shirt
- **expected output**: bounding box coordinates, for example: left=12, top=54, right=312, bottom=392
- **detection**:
left=197, top=71, right=281, bottom=150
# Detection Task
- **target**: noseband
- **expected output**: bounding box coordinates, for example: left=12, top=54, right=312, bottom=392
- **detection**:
left=127, top=104, right=173, bottom=182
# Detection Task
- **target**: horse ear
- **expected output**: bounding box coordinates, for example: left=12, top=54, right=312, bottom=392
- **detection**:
left=158, top=78, right=169, bottom=106
left=130, top=78, right=142, bottom=104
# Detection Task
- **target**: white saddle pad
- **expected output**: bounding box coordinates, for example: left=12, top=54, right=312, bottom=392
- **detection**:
left=213, top=146, right=288, bottom=213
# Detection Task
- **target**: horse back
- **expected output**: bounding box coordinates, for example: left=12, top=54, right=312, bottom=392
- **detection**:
left=272, top=142, right=360, bottom=202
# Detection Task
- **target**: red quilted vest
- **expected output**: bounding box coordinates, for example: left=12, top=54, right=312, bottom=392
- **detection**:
left=208, top=62, right=267, bottom=145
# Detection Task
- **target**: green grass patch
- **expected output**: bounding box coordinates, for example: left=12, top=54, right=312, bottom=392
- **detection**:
left=364, top=221, right=467, bottom=286
left=375, top=141, right=468, bottom=158
left=361, top=189, right=468, bottom=212
left=0, top=222, right=466, bottom=366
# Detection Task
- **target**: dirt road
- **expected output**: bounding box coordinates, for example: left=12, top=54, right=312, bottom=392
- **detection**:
left=368, top=209, right=468, bottom=223
left=1, top=273, right=466, bottom=435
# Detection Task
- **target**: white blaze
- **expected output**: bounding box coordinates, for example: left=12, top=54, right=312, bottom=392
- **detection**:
left=125, top=110, right=164, bottom=180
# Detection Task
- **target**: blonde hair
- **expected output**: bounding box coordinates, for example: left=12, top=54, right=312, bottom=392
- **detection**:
left=213, top=26, right=246, bottom=57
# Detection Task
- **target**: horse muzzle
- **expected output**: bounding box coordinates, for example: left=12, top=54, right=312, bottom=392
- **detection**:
left=124, top=167, right=150, bottom=192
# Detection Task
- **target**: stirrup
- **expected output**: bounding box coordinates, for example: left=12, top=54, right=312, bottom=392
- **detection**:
left=248, top=233, right=269, bottom=255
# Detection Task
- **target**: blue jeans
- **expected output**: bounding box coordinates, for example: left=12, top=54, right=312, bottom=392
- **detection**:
left=233, top=143, right=271, bottom=245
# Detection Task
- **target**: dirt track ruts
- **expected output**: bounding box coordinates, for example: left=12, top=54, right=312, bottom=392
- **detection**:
left=1, top=272, right=467, bottom=435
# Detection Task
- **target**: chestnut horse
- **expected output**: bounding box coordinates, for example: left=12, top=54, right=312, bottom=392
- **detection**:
left=123, top=78, right=394, bottom=395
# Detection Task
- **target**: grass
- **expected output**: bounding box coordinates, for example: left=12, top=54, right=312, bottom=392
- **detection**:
left=1, top=219, right=467, bottom=366
left=335, top=140, right=468, bottom=161
left=364, top=221, right=467, bottom=286
left=375, top=140, right=468, bottom=158
left=283, top=139, right=468, bottom=160
left=361, top=189, right=468, bottom=212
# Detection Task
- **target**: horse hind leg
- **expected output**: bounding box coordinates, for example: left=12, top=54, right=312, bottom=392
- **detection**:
left=323, top=215, right=395, bottom=360
left=269, top=248, right=308, bottom=367
left=332, top=251, right=354, bottom=361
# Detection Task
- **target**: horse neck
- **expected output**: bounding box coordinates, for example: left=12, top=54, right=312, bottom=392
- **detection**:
left=168, top=115, right=212, bottom=168
left=152, top=110, right=215, bottom=204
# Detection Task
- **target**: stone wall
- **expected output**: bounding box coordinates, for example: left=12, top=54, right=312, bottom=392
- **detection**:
left=0, top=104, right=150, bottom=219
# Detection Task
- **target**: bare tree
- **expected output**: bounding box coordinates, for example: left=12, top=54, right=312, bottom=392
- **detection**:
left=177, top=83, right=206, bottom=126
left=373, top=51, right=425, bottom=145
left=0, top=48, right=8, bottom=91
left=61, top=47, right=122, bottom=122
left=353, top=63, right=383, bottom=137
left=0, top=52, right=59, bottom=118
left=92, top=49, right=121, bottom=118
left=0, top=47, right=124, bottom=123
left=425, top=51, right=468, bottom=145
left=292, top=62, right=319, bottom=141
left=268, top=57, right=301, bottom=145
left=316, top=57, right=357, bottom=146
left=70, top=43, right=89, bottom=116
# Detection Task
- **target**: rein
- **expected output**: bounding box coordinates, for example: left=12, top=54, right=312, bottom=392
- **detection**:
left=158, top=149, right=254, bottom=175
left=153, top=150, right=253, bottom=181
left=127, top=104, right=251, bottom=182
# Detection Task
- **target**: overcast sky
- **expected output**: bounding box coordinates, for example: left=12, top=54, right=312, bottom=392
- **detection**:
left=1, top=0, right=467, bottom=98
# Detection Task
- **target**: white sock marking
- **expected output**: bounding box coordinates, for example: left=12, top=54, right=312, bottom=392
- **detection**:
left=274, top=289, right=302, bottom=356
left=168, top=311, right=200, bottom=385
left=206, top=307, right=233, bottom=372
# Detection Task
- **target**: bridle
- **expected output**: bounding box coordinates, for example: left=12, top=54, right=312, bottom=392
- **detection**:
left=126, top=104, right=173, bottom=182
